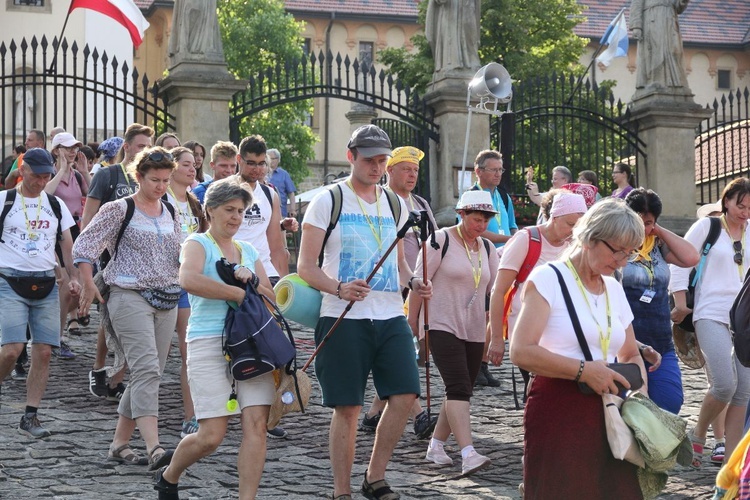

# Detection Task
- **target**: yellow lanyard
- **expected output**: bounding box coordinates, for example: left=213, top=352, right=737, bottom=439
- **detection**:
left=119, top=163, right=135, bottom=195
left=721, top=215, right=745, bottom=281
left=347, top=179, right=382, bottom=249
left=638, top=259, right=654, bottom=289
left=168, top=187, right=195, bottom=234
left=456, top=225, right=482, bottom=289
left=206, top=232, right=242, bottom=262
left=19, top=191, right=43, bottom=238
left=565, top=259, right=612, bottom=358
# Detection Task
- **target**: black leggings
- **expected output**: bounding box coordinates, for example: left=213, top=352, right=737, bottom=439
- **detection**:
left=428, top=330, right=484, bottom=402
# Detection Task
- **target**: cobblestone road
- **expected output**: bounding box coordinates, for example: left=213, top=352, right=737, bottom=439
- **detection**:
left=0, top=316, right=718, bottom=499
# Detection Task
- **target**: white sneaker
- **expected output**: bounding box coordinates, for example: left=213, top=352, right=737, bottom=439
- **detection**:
left=425, top=444, right=453, bottom=465
left=461, top=450, right=491, bottom=476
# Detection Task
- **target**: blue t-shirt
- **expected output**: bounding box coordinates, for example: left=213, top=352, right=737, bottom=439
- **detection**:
left=470, top=184, right=517, bottom=248
left=182, top=233, right=260, bottom=341
left=192, top=180, right=212, bottom=204
left=269, top=167, right=296, bottom=216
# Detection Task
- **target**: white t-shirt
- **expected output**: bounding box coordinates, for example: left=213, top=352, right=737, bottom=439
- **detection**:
left=526, top=262, right=634, bottom=362
left=234, top=182, right=278, bottom=278
left=0, top=190, right=75, bottom=271
left=166, top=192, right=199, bottom=243
left=304, top=182, right=408, bottom=320
left=499, top=228, right=570, bottom=333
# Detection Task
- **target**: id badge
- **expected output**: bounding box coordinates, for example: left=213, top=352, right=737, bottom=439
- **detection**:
left=640, top=289, right=656, bottom=303
left=26, top=240, right=39, bottom=257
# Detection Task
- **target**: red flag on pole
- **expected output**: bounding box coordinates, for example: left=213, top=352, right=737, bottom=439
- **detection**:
left=68, top=0, right=150, bottom=48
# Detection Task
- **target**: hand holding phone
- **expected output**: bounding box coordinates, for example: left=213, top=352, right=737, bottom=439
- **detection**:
left=525, top=166, right=534, bottom=185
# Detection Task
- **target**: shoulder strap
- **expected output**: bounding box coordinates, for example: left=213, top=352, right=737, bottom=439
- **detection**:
left=260, top=183, right=273, bottom=206
left=101, top=164, right=119, bottom=202
left=382, top=187, right=402, bottom=226
left=413, top=194, right=429, bottom=211
left=112, top=197, right=136, bottom=261
left=692, top=216, right=722, bottom=287
left=482, top=237, right=491, bottom=258
left=45, top=192, right=64, bottom=242
left=319, top=183, right=344, bottom=267
left=440, top=230, right=450, bottom=260
left=497, top=187, right=510, bottom=212
left=550, top=263, right=593, bottom=361
left=516, top=226, right=542, bottom=284
left=0, top=189, right=17, bottom=244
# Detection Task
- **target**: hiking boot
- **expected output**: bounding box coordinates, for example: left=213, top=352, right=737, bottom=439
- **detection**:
left=425, top=444, right=453, bottom=465
left=266, top=426, right=288, bottom=439
left=413, top=410, right=438, bottom=439
left=19, top=412, right=51, bottom=439
left=11, top=364, right=27, bottom=381
left=461, top=450, right=491, bottom=476
left=359, top=411, right=381, bottom=432
left=89, top=369, right=108, bottom=398
left=106, top=383, right=127, bottom=402
left=154, top=466, right=180, bottom=500
left=180, top=416, right=199, bottom=439
left=474, top=362, right=500, bottom=387
left=53, top=341, right=76, bottom=360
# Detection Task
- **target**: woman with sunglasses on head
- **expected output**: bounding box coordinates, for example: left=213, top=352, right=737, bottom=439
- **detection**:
left=670, top=178, right=750, bottom=467
left=73, top=146, right=182, bottom=471
left=622, top=188, right=699, bottom=415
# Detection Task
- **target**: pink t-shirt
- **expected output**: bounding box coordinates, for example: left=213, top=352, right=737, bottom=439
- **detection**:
left=53, top=170, right=85, bottom=218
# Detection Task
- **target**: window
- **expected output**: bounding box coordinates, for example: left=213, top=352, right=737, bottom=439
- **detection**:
left=14, top=0, right=44, bottom=4
left=302, top=38, right=312, bottom=58
left=717, top=69, right=732, bottom=90
left=358, top=41, right=374, bottom=69
left=8, top=0, right=51, bottom=12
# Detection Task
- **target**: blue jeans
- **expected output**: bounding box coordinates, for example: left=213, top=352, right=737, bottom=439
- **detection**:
left=0, top=267, right=60, bottom=347
left=646, top=349, right=683, bottom=414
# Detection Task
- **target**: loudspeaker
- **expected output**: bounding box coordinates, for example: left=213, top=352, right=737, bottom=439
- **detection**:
left=468, top=63, right=512, bottom=103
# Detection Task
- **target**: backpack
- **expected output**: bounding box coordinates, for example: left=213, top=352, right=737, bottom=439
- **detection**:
left=439, top=230, right=492, bottom=261
left=110, top=196, right=176, bottom=261
left=732, top=268, right=750, bottom=367
left=670, top=217, right=721, bottom=332
left=501, top=226, right=543, bottom=340
left=100, top=164, right=136, bottom=203
left=318, top=182, right=402, bottom=266
left=0, top=189, right=63, bottom=243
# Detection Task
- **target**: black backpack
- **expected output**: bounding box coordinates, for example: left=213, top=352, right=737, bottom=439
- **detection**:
left=0, top=189, right=64, bottom=243
left=732, top=269, right=750, bottom=367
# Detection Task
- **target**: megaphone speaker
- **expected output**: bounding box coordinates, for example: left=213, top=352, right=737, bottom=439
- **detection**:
left=468, top=63, right=512, bottom=103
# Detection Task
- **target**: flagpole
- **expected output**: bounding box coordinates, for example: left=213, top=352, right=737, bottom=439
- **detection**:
left=48, top=0, right=75, bottom=75
left=565, top=7, right=626, bottom=105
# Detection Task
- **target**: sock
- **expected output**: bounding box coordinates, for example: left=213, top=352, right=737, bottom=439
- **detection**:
left=461, top=445, right=476, bottom=459
left=25, top=405, right=37, bottom=415
left=430, top=438, right=445, bottom=450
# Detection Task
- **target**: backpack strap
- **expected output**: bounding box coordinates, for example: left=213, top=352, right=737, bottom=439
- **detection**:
left=501, top=227, right=543, bottom=340
left=382, top=187, right=402, bottom=227
left=74, top=170, right=84, bottom=190
left=440, top=230, right=450, bottom=260
left=691, top=216, right=722, bottom=287
left=260, top=183, right=273, bottom=206
left=0, top=189, right=17, bottom=244
left=112, top=197, right=136, bottom=261
left=319, top=183, right=344, bottom=267
left=46, top=192, right=64, bottom=242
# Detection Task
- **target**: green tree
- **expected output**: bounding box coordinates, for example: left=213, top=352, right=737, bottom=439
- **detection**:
left=218, top=0, right=317, bottom=185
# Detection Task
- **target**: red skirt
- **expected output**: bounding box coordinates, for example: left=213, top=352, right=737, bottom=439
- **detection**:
left=523, top=376, right=643, bottom=500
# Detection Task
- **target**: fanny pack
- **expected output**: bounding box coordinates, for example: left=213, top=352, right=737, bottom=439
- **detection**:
left=138, top=285, right=181, bottom=310
left=0, top=273, right=56, bottom=300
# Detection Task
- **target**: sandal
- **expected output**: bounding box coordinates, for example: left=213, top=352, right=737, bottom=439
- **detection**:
left=361, top=471, right=400, bottom=500
left=148, top=445, right=175, bottom=471
left=66, top=318, right=81, bottom=336
left=327, top=494, right=352, bottom=500
left=107, top=444, right=148, bottom=465
left=78, top=314, right=91, bottom=327
left=688, top=429, right=706, bottom=469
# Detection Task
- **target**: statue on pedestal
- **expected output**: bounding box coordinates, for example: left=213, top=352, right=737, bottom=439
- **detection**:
left=168, top=0, right=224, bottom=65
left=425, top=0, right=481, bottom=76
left=630, top=0, right=690, bottom=92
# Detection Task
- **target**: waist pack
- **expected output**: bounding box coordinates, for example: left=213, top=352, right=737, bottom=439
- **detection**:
left=139, top=285, right=181, bottom=310
left=223, top=280, right=296, bottom=381
left=0, top=273, right=56, bottom=300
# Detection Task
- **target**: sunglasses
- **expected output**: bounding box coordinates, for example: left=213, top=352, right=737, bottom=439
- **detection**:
left=734, top=240, right=744, bottom=265
left=600, top=240, right=639, bottom=262
left=147, top=151, right=174, bottom=162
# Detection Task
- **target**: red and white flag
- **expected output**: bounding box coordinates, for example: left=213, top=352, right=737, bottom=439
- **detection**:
left=68, top=0, right=150, bottom=48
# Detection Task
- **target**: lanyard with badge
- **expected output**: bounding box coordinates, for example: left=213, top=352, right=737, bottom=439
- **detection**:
left=168, top=187, right=196, bottom=234
left=637, top=258, right=656, bottom=304
left=456, top=225, right=482, bottom=308
left=120, top=163, right=136, bottom=195
left=19, top=192, right=43, bottom=257
left=565, top=259, right=612, bottom=357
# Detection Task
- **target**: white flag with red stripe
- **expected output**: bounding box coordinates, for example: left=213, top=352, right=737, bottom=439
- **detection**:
left=68, top=0, right=150, bottom=48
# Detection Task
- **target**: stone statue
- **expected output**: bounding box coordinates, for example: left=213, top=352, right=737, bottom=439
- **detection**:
left=425, top=0, right=481, bottom=75
left=630, top=0, right=690, bottom=92
left=168, top=0, right=224, bottom=64
left=15, top=87, right=33, bottom=134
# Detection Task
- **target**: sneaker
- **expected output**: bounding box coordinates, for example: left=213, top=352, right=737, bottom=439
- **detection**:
left=106, top=383, right=127, bottom=402
left=180, top=416, right=199, bottom=439
left=413, top=410, right=438, bottom=439
left=11, top=364, right=27, bottom=381
left=153, top=465, right=180, bottom=500
left=53, top=341, right=76, bottom=360
left=425, top=444, right=453, bottom=465
left=711, top=441, right=726, bottom=465
left=266, top=426, right=288, bottom=439
left=18, top=412, right=51, bottom=439
left=461, top=450, right=491, bottom=476
left=474, top=362, right=500, bottom=387
left=359, top=411, right=381, bottom=432
left=89, top=369, right=108, bottom=398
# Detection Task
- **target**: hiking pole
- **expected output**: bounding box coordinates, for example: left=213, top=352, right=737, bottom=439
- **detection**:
left=419, top=210, right=439, bottom=421
left=302, top=210, right=423, bottom=372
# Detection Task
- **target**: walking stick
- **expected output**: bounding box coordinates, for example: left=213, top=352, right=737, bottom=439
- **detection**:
left=419, top=211, right=433, bottom=420
left=302, top=210, right=423, bottom=372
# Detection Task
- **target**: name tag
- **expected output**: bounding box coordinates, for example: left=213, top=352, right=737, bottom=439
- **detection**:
left=639, top=289, right=656, bottom=303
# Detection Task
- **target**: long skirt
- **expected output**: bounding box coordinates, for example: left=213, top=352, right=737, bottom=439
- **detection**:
left=523, top=375, right=643, bottom=500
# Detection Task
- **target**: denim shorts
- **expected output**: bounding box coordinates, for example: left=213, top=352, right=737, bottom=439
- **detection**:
left=0, top=267, right=60, bottom=347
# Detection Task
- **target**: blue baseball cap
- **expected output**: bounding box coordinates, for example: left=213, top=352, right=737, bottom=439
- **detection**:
left=23, top=148, right=56, bottom=175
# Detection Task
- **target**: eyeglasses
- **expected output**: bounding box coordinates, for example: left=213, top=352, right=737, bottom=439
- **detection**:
left=268, top=156, right=279, bottom=161
left=481, top=168, right=505, bottom=175
left=600, top=240, right=639, bottom=262
left=612, top=171, right=624, bottom=174
left=733, top=240, right=744, bottom=265
left=242, top=158, right=267, bottom=168
left=147, top=151, right=174, bottom=162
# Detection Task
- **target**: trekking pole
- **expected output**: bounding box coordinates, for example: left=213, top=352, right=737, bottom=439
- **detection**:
left=419, top=211, right=434, bottom=420
left=302, top=210, right=423, bottom=372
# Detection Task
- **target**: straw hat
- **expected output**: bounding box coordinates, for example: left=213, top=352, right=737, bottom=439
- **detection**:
left=267, top=368, right=312, bottom=428
left=455, top=190, right=498, bottom=214
left=672, top=323, right=705, bottom=370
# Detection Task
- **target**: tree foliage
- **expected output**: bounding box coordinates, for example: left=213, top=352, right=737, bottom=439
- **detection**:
left=217, top=0, right=317, bottom=185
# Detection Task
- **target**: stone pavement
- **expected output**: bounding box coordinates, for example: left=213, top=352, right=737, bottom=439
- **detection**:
left=0, top=314, right=719, bottom=499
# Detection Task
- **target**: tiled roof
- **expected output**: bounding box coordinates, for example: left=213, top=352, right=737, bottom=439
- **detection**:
left=576, top=0, right=750, bottom=46
left=284, top=0, right=419, bottom=18
left=695, top=120, right=750, bottom=180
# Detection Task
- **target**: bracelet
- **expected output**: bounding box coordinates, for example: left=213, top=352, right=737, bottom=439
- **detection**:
left=335, top=281, right=342, bottom=299
left=408, top=276, right=417, bottom=290
left=574, top=360, right=585, bottom=383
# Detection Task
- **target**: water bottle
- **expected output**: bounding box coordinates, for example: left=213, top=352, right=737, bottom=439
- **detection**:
left=412, top=336, right=420, bottom=360
left=281, top=391, right=294, bottom=405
